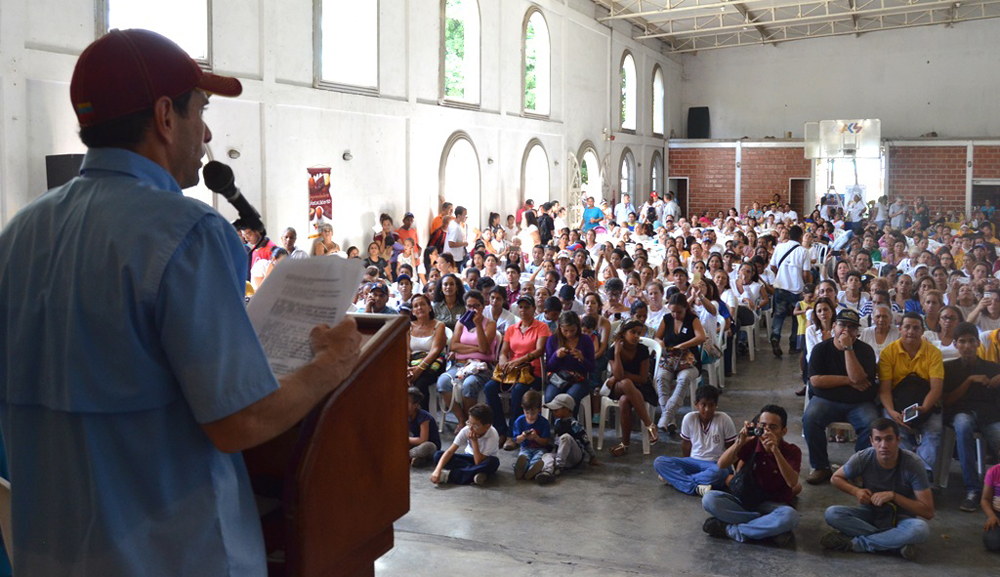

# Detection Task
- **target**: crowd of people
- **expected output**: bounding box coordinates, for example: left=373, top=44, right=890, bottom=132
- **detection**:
left=245, top=189, right=1000, bottom=559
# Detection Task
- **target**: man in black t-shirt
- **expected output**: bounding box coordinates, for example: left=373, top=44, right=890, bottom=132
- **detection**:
left=803, top=309, right=880, bottom=485
left=944, top=322, right=1000, bottom=511
left=537, top=202, right=555, bottom=245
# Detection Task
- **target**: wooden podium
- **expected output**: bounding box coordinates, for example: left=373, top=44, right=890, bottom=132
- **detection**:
left=244, top=314, right=410, bottom=577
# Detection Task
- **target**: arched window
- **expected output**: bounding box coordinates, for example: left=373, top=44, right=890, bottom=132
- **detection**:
left=619, top=148, right=635, bottom=199
left=621, top=52, right=636, bottom=131
left=440, top=133, right=482, bottom=233
left=578, top=144, right=602, bottom=201
left=522, top=140, right=550, bottom=204
left=319, top=0, right=379, bottom=90
left=652, top=66, right=665, bottom=136
left=651, top=151, right=664, bottom=196
left=442, top=0, right=480, bottom=104
left=523, top=9, right=550, bottom=116
left=107, top=0, right=209, bottom=61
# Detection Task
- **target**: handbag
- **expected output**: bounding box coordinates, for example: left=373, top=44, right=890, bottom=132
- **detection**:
left=409, top=351, right=444, bottom=373
left=891, top=372, right=933, bottom=428
left=491, top=364, right=534, bottom=385
left=548, top=370, right=583, bottom=391
left=662, top=348, right=697, bottom=372
left=727, top=443, right=766, bottom=509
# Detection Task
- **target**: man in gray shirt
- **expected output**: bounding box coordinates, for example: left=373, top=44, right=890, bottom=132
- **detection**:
left=821, top=417, right=935, bottom=560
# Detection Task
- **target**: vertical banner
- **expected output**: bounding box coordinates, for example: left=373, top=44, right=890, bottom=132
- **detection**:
left=307, top=166, right=332, bottom=236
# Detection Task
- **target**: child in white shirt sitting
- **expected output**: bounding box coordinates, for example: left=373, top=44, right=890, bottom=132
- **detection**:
left=430, top=404, right=500, bottom=486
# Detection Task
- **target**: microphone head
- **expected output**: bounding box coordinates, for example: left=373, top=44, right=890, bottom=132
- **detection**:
left=203, top=161, right=234, bottom=193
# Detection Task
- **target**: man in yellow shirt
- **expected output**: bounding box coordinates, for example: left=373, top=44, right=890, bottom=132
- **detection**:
left=878, top=312, right=944, bottom=478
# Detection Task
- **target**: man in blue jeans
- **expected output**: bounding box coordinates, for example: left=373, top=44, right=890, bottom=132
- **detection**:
left=803, top=309, right=880, bottom=485
left=943, top=321, right=1000, bottom=511
left=822, top=418, right=934, bottom=561
left=768, top=225, right=811, bottom=357
left=702, top=405, right=801, bottom=546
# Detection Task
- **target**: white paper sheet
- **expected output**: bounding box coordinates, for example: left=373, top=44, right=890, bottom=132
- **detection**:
left=246, top=256, right=365, bottom=376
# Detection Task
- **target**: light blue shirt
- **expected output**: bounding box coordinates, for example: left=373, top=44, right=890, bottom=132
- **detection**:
left=582, top=207, right=604, bottom=232
left=0, top=148, right=278, bottom=575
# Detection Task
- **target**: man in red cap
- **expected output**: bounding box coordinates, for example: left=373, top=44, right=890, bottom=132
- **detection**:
left=0, top=29, right=360, bottom=576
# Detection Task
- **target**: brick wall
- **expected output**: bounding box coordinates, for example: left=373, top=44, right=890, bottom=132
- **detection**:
left=975, top=146, right=1000, bottom=179
left=668, top=148, right=735, bottom=217
left=887, top=146, right=967, bottom=214
left=740, top=147, right=811, bottom=212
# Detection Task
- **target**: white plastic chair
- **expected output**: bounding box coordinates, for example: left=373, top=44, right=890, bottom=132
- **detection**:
left=597, top=337, right=660, bottom=455
left=936, top=426, right=985, bottom=489
left=704, top=321, right=726, bottom=391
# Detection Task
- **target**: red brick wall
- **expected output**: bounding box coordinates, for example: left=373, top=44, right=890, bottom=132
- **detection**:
left=668, top=148, right=735, bottom=218
left=975, top=146, right=1000, bottom=179
left=887, top=147, right=966, bottom=214
left=739, top=147, right=811, bottom=212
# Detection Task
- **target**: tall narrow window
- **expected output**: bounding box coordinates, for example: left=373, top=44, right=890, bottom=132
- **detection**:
left=522, top=141, right=550, bottom=203
left=319, top=0, right=379, bottom=90
left=621, top=53, right=636, bottom=131
left=620, top=148, right=635, bottom=198
left=651, top=151, right=663, bottom=195
left=652, top=66, right=665, bottom=136
left=107, top=0, right=209, bottom=62
left=580, top=148, right=602, bottom=201
left=441, top=134, right=482, bottom=233
left=443, top=0, right=480, bottom=104
left=523, top=9, right=550, bottom=116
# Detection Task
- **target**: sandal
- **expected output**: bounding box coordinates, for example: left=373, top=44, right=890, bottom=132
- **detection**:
left=647, top=425, right=659, bottom=445
left=609, top=443, right=629, bottom=457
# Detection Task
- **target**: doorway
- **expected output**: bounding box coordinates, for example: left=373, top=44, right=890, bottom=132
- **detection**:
left=789, top=178, right=811, bottom=217
left=668, top=177, right=689, bottom=219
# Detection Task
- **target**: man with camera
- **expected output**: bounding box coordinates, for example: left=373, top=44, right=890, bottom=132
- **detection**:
left=701, top=405, right=802, bottom=546
left=822, top=418, right=935, bottom=560
left=878, top=313, right=944, bottom=479
left=803, top=309, right=880, bottom=485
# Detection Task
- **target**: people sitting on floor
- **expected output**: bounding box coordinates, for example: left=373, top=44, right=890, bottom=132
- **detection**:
left=430, top=403, right=500, bottom=486
left=408, top=388, right=442, bottom=467
left=511, top=389, right=551, bottom=482
left=701, top=404, right=802, bottom=546
left=654, top=385, right=736, bottom=496
left=803, top=309, right=880, bottom=485
left=943, top=321, right=1000, bottom=511
left=878, top=312, right=945, bottom=479
left=537, top=394, right=600, bottom=485
left=822, top=417, right=934, bottom=561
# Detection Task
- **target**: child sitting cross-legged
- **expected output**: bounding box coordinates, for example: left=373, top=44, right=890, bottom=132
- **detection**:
left=407, top=387, right=442, bottom=467
left=511, top=390, right=551, bottom=481
left=653, top=385, right=736, bottom=496
left=535, top=393, right=601, bottom=485
left=430, top=403, right=501, bottom=486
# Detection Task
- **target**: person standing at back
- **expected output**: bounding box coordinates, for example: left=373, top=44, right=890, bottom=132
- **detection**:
left=446, top=206, right=469, bottom=267
left=0, top=29, right=361, bottom=576
left=768, top=225, right=812, bottom=357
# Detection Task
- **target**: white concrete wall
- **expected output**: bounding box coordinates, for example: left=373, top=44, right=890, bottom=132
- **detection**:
left=680, top=18, right=1000, bottom=140
left=0, top=0, right=679, bottom=251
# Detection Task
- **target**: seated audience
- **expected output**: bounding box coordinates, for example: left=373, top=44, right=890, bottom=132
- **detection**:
left=430, top=404, right=500, bottom=486
left=432, top=273, right=466, bottom=329
left=701, top=405, right=801, bottom=546
left=803, top=309, right=879, bottom=485
left=822, top=418, right=934, bottom=560
left=544, top=311, right=597, bottom=416
left=435, top=290, right=497, bottom=426
left=511, top=390, right=551, bottom=482
left=407, top=388, right=442, bottom=467
left=604, top=320, right=660, bottom=455
left=537, top=394, right=600, bottom=484
left=654, top=385, right=735, bottom=496
left=654, top=292, right=707, bottom=433
left=408, top=294, right=448, bottom=408
left=983, top=461, right=1000, bottom=551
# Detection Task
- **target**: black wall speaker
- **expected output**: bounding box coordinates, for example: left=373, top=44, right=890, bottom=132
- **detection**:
left=45, top=154, right=85, bottom=189
left=687, top=107, right=711, bottom=139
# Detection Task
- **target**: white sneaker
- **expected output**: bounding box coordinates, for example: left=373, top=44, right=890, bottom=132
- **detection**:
left=473, top=473, right=487, bottom=486
left=437, top=469, right=450, bottom=485
left=696, top=484, right=712, bottom=496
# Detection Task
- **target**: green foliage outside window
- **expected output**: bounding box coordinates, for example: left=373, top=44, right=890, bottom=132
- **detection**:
left=524, top=20, right=537, bottom=110
left=444, top=1, right=466, bottom=99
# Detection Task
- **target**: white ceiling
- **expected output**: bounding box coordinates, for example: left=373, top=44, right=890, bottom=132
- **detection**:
left=593, top=0, right=1000, bottom=53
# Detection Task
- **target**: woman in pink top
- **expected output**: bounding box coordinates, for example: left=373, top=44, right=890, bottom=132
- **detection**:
left=483, top=295, right=552, bottom=449
left=435, top=290, right=497, bottom=426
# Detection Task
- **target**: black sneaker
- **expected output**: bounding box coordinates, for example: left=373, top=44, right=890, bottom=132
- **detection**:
left=535, top=472, right=555, bottom=485
left=960, top=491, right=980, bottom=512
left=820, top=530, right=853, bottom=552
left=771, top=531, right=795, bottom=548
left=702, top=517, right=728, bottom=539
left=770, top=338, right=783, bottom=357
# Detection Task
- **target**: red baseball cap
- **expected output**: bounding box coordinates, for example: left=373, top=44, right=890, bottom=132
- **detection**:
left=70, top=29, right=242, bottom=127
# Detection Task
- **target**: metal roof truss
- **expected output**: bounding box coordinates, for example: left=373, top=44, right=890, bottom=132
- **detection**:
left=596, top=0, right=1000, bottom=53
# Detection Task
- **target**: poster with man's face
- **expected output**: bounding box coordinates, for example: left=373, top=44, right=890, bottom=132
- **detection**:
left=307, top=167, right=332, bottom=232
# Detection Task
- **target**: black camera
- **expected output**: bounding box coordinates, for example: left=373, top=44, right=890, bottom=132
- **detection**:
left=746, top=424, right=764, bottom=437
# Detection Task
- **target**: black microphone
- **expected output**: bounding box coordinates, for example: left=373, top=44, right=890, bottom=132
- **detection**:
left=202, top=161, right=265, bottom=234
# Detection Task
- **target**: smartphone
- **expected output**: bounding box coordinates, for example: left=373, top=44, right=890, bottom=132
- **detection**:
left=957, top=276, right=971, bottom=285
left=459, top=310, right=476, bottom=330
left=902, top=403, right=920, bottom=423
left=692, top=271, right=702, bottom=286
